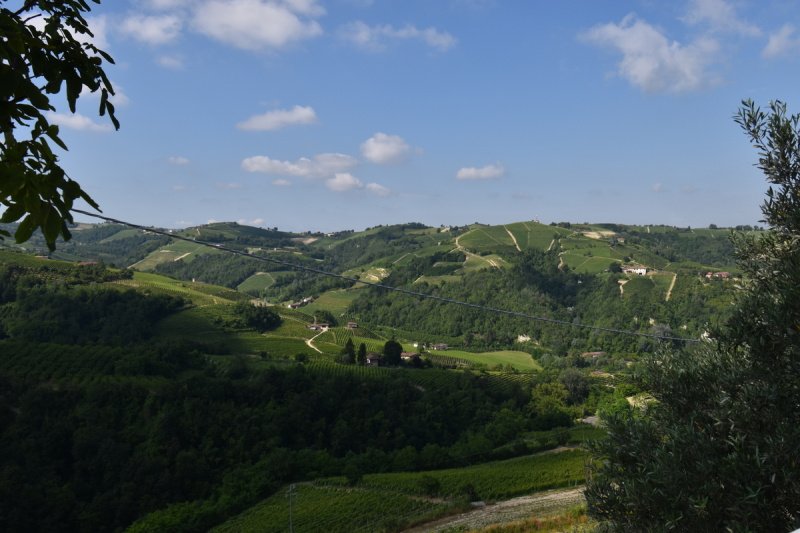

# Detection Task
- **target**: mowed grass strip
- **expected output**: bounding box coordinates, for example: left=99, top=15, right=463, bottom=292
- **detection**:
left=429, top=349, right=541, bottom=371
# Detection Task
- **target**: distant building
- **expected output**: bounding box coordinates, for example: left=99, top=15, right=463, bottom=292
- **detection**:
left=400, top=352, right=419, bottom=361
left=347, top=321, right=358, bottom=329
left=432, top=343, right=448, bottom=351
left=581, top=351, right=607, bottom=359
left=705, top=271, right=731, bottom=279
left=622, top=266, right=647, bottom=276
left=366, top=353, right=382, bottom=366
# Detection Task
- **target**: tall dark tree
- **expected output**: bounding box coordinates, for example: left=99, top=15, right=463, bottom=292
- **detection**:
left=357, top=342, right=367, bottom=365
left=382, top=339, right=403, bottom=366
left=0, top=1, right=118, bottom=249
left=586, top=100, right=800, bottom=531
left=341, top=338, right=355, bottom=364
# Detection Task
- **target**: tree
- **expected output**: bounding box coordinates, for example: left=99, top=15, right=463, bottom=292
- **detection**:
left=1, top=1, right=118, bottom=250
left=341, top=338, right=355, bottom=364
left=586, top=100, right=800, bottom=531
left=233, top=302, right=282, bottom=332
left=357, top=342, right=367, bottom=365
left=382, top=339, right=402, bottom=366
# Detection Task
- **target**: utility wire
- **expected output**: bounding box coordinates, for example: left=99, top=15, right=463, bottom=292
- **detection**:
left=72, top=209, right=700, bottom=344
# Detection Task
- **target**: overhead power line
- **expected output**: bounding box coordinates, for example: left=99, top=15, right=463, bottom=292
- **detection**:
left=71, top=208, right=701, bottom=344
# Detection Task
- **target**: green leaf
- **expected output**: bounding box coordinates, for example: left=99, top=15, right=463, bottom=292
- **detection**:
left=14, top=215, right=37, bottom=244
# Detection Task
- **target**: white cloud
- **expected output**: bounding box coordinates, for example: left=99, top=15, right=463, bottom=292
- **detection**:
left=168, top=155, right=190, bottom=165
left=156, top=54, right=184, bottom=69
left=763, top=25, right=800, bottom=59
left=242, top=152, right=357, bottom=178
left=27, top=14, right=109, bottom=51
left=361, top=132, right=411, bottom=164
left=81, top=83, right=129, bottom=107
left=365, top=182, right=391, bottom=196
left=192, top=0, right=323, bottom=51
left=582, top=14, right=719, bottom=93
left=683, top=0, right=760, bottom=36
left=340, top=21, right=456, bottom=51
left=218, top=182, right=243, bottom=189
left=456, top=163, right=505, bottom=180
left=652, top=182, right=665, bottom=193
left=120, top=14, right=182, bottom=45
left=237, top=105, right=317, bottom=131
left=144, top=0, right=191, bottom=9
left=238, top=217, right=266, bottom=226
left=326, top=172, right=363, bottom=192
left=47, top=112, right=113, bottom=132
left=272, top=179, right=292, bottom=186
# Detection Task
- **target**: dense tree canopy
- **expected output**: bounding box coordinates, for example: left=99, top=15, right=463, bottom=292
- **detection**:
left=586, top=100, right=800, bottom=531
left=0, top=0, right=117, bottom=249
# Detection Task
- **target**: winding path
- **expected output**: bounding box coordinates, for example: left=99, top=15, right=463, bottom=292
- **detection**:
left=402, top=486, right=585, bottom=533
left=305, top=327, right=327, bottom=354
left=504, top=226, right=522, bottom=252
left=665, top=273, right=678, bottom=302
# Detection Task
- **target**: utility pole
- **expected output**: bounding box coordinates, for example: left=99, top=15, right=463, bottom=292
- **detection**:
left=286, top=483, right=296, bottom=532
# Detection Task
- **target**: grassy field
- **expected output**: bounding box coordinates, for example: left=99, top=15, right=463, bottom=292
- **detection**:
left=428, top=349, right=542, bottom=371
left=214, top=450, right=587, bottom=533
left=302, top=289, right=360, bottom=315
left=237, top=271, right=279, bottom=294
left=129, top=239, right=222, bottom=270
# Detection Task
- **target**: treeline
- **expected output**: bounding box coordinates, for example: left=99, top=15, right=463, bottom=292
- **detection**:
left=0, top=261, right=183, bottom=345
left=349, top=249, right=730, bottom=353
left=0, top=353, right=541, bottom=532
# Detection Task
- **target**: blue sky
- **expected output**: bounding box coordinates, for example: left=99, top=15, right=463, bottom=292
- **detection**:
left=47, top=0, right=800, bottom=232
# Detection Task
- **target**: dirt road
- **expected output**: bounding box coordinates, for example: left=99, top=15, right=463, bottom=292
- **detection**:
left=504, top=226, right=522, bottom=252
left=402, top=487, right=585, bottom=532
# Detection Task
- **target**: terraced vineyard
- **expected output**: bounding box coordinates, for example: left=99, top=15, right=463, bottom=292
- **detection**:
left=215, top=450, right=588, bottom=533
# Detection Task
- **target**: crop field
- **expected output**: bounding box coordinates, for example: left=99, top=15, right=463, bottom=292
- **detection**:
left=130, top=240, right=222, bottom=270
left=216, top=449, right=587, bottom=533
left=325, top=449, right=587, bottom=500
left=97, top=228, right=144, bottom=243
left=430, top=350, right=541, bottom=372
left=458, top=226, right=516, bottom=252
left=414, top=274, right=462, bottom=285
left=505, top=221, right=572, bottom=251
left=212, top=483, right=448, bottom=533
left=237, top=271, right=278, bottom=294
left=302, top=289, right=360, bottom=315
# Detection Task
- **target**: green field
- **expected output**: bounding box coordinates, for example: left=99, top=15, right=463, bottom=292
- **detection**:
left=429, top=349, right=542, bottom=371
left=237, top=271, right=279, bottom=294
left=130, top=239, right=222, bottom=270
left=302, top=289, right=360, bottom=315
left=214, top=450, right=587, bottom=533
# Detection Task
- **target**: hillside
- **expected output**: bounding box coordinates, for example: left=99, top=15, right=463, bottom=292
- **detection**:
left=0, top=218, right=745, bottom=531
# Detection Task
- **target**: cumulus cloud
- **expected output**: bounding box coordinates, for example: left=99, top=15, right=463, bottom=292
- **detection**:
left=340, top=21, right=456, bottom=51
left=365, top=182, right=391, bottom=196
left=326, top=172, right=363, bottom=192
left=361, top=133, right=411, bottom=164
left=683, top=0, right=760, bottom=36
left=242, top=152, right=357, bottom=178
left=652, top=182, right=666, bottom=193
left=456, top=163, right=505, bottom=180
left=763, top=24, right=800, bottom=59
left=218, top=182, right=243, bottom=189
left=323, top=174, right=391, bottom=195
left=27, top=14, right=108, bottom=51
left=238, top=217, right=266, bottom=225
left=168, top=155, right=190, bottom=165
left=237, top=105, right=317, bottom=131
left=47, top=112, right=113, bottom=132
left=582, top=14, right=719, bottom=93
left=156, top=54, right=184, bottom=69
left=120, top=14, right=182, bottom=45
left=272, top=179, right=292, bottom=186
left=192, top=0, right=323, bottom=51
left=144, top=0, right=191, bottom=9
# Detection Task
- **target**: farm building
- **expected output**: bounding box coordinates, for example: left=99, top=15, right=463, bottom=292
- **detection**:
left=622, top=266, right=647, bottom=276
left=400, top=352, right=419, bottom=361
left=366, top=353, right=382, bottom=366
left=432, top=343, right=449, bottom=351
left=347, top=321, right=358, bottom=329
